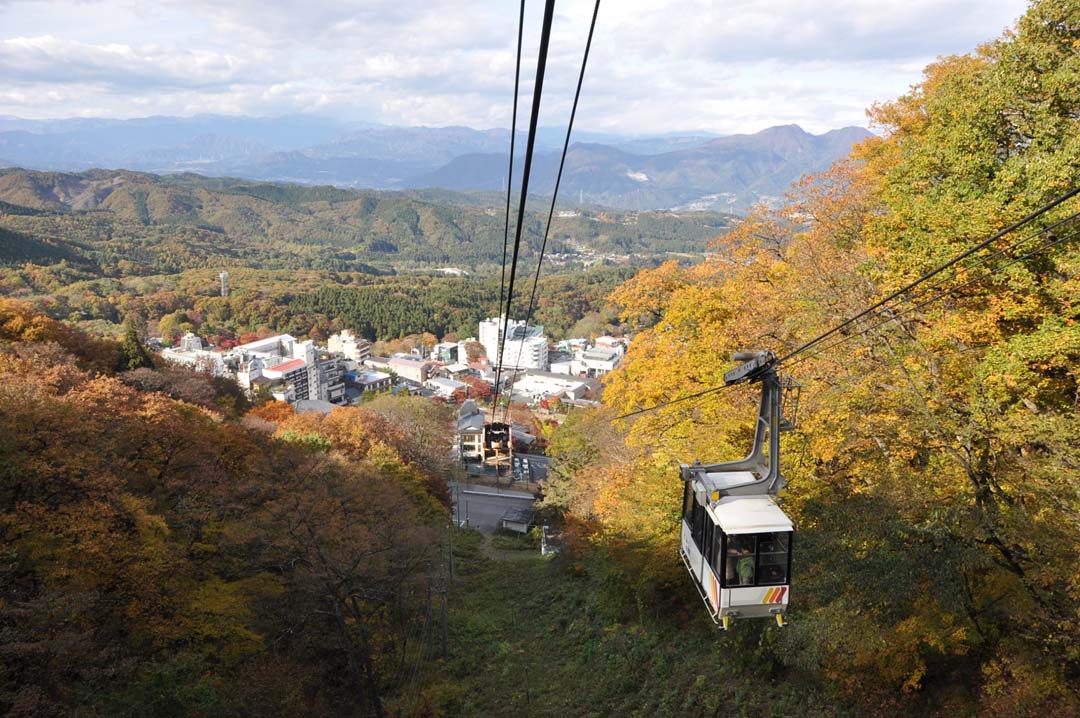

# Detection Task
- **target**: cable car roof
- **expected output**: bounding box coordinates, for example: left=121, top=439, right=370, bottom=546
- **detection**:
left=697, top=470, right=759, bottom=493
left=709, top=495, right=793, bottom=534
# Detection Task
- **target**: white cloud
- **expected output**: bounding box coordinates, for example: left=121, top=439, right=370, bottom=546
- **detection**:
left=0, top=0, right=1029, bottom=133
left=0, top=35, right=273, bottom=89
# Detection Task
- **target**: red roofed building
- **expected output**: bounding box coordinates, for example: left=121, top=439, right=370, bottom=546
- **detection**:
left=263, top=358, right=310, bottom=400
left=266, top=358, right=306, bottom=373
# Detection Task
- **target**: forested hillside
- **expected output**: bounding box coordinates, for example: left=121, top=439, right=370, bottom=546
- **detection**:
left=0, top=298, right=457, bottom=717
left=0, top=169, right=732, bottom=275
left=0, top=265, right=634, bottom=344
left=547, top=1, right=1080, bottom=714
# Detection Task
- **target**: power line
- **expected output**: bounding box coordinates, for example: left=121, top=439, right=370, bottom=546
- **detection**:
left=771, top=209, right=1080, bottom=374
left=614, top=380, right=739, bottom=420
left=498, top=0, right=526, bottom=329
left=773, top=186, right=1080, bottom=366
left=504, top=0, right=602, bottom=422
left=491, top=0, right=557, bottom=413
left=844, top=210, right=1080, bottom=317
left=612, top=192, right=1080, bottom=420
left=779, top=220, right=1080, bottom=373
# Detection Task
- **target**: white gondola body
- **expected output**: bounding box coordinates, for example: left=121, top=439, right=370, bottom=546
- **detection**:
left=679, top=479, right=793, bottom=623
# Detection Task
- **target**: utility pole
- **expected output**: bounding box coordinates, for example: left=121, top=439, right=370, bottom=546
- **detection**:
left=426, top=576, right=434, bottom=660
left=448, top=524, right=455, bottom=581
left=439, top=544, right=448, bottom=660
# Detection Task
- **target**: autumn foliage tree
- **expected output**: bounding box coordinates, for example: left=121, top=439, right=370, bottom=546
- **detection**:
left=552, top=1, right=1080, bottom=713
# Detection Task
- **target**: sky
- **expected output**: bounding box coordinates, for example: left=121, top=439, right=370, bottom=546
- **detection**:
left=0, top=0, right=1030, bottom=136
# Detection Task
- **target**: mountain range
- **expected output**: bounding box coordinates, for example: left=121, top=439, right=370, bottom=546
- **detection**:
left=0, top=115, right=871, bottom=211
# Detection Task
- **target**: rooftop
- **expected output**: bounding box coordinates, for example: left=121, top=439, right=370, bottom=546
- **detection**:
left=267, top=358, right=306, bottom=373
left=295, top=399, right=338, bottom=415
left=354, top=370, right=391, bottom=383
left=709, top=495, right=793, bottom=534
left=390, top=354, right=432, bottom=367
left=427, top=377, right=467, bottom=389
left=234, top=334, right=296, bottom=354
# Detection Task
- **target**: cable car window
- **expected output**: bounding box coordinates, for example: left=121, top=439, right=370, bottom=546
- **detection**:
left=682, top=483, right=694, bottom=526
left=691, top=497, right=705, bottom=551
left=724, top=534, right=757, bottom=586
left=712, top=530, right=725, bottom=575
left=756, top=532, right=789, bottom=585
left=703, top=518, right=715, bottom=568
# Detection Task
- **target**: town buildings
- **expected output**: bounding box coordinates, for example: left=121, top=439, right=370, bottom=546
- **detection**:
left=156, top=317, right=627, bottom=417
left=549, top=335, right=626, bottom=378
left=159, top=333, right=348, bottom=406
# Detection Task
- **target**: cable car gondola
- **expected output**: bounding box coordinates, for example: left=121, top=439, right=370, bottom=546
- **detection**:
left=679, top=351, right=798, bottom=629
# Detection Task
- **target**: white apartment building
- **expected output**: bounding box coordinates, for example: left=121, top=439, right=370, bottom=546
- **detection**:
left=479, top=317, right=549, bottom=371
left=328, top=329, right=371, bottom=364
left=571, top=348, right=621, bottom=378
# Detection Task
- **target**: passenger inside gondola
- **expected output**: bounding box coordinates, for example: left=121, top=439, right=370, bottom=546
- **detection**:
left=726, top=535, right=756, bottom=585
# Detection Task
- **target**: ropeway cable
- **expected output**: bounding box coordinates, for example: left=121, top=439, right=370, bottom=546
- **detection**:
left=503, top=0, right=602, bottom=423
left=491, top=0, right=558, bottom=413
left=497, top=0, right=526, bottom=348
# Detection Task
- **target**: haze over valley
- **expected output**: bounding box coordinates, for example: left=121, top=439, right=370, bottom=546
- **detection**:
left=0, top=115, right=870, bottom=211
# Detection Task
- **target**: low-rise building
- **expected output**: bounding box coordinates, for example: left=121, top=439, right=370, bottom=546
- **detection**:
left=364, top=356, right=393, bottom=372
left=593, top=336, right=628, bottom=354
left=352, top=369, right=392, bottom=395
left=388, top=354, right=434, bottom=383
left=457, top=400, right=486, bottom=462
left=440, top=362, right=474, bottom=379
left=510, top=371, right=599, bottom=405
left=571, top=347, right=621, bottom=378
left=431, top=341, right=470, bottom=364
left=425, top=376, right=468, bottom=400
left=160, top=333, right=227, bottom=376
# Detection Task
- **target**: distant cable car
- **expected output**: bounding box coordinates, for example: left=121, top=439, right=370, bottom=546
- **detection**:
left=483, top=421, right=513, bottom=476
left=679, top=351, right=799, bottom=629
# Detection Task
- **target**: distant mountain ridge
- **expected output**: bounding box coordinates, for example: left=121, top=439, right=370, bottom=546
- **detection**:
left=0, top=168, right=735, bottom=275
left=0, top=115, right=871, bottom=211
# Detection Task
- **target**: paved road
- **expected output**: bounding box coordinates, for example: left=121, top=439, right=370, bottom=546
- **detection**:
left=449, top=481, right=536, bottom=533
